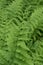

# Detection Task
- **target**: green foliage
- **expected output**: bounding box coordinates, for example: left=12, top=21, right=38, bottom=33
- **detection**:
left=0, top=0, right=43, bottom=65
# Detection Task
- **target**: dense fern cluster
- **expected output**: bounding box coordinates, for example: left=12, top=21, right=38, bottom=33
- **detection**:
left=0, top=0, right=43, bottom=65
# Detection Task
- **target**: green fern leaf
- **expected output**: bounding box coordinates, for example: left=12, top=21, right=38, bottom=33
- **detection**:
left=0, top=0, right=43, bottom=65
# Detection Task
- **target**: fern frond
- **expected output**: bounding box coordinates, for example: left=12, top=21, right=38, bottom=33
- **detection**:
left=0, top=0, right=43, bottom=65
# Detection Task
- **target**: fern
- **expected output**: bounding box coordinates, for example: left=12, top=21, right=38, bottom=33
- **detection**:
left=0, top=0, right=43, bottom=65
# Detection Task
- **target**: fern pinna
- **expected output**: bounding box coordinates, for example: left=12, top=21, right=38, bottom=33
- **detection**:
left=0, top=0, right=43, bottom=65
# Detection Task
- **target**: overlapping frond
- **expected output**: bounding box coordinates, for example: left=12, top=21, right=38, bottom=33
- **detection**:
left=0, top=0, right=43, bottom=65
